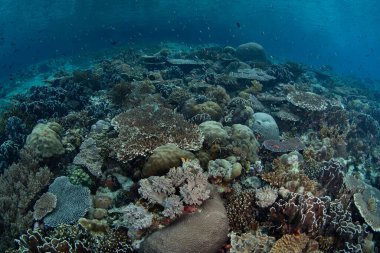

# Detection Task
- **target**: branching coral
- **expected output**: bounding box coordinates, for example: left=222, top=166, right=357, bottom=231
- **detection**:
left=0, top=148, right=53, bottom=251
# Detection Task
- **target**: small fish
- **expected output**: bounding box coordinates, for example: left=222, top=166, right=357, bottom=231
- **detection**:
left=236, top=22, right=241, bottom=28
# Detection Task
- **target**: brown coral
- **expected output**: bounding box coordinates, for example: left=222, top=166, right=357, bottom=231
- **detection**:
left=111, top=105, right=203, bottom=163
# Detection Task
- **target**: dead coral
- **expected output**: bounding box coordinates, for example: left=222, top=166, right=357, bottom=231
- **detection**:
left=111, top=105, right=203, bottom=163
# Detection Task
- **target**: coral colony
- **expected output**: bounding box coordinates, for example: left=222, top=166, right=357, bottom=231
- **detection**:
left=0, top=42, right=379, bottom=252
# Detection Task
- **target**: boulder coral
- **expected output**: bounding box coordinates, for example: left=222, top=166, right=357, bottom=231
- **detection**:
left=25, top=122, right=65, bottom=158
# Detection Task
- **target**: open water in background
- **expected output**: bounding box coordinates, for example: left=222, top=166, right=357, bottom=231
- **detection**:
left=0, top=0, right=379, bottom=83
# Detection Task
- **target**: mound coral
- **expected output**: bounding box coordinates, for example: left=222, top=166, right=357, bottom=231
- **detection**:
left=111, top=105, right=203, bottom=163
left=251, top=112, right=280, bottom=141
left=25, top=122, right=65, bottom=158
left=140, top=189, right=229, bottom=253
left=235, top=42, right=267, bottom=63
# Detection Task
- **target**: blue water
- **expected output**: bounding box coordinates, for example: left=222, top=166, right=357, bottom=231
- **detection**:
left=0, top=0, right=379, bottom=82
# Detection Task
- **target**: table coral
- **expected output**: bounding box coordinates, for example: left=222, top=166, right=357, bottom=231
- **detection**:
left=111, top=104, right=203, bottom=163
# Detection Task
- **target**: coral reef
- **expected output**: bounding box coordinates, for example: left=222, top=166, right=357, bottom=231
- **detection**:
left=1, top=43, right=379, bottom=252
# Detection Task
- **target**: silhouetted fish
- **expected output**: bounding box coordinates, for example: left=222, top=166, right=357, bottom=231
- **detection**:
left=236, top=22, right=241, bottom=28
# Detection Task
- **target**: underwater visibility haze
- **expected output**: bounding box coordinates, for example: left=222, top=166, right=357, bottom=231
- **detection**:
left=0, top=0, right=380, bottom=252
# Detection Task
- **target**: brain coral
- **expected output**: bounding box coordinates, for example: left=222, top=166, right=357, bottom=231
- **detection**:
left=44, top=176, right=91, bottom=227
left=251, top=113, right=280, bottom=141
left=111, top=105, right=203, bottom=163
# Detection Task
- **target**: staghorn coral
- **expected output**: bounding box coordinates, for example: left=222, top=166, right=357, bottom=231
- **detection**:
left=269, top=193, right=328, bottom=237
left=255, top=185, right=278, bottom=208
left=111, top=105, right=203, bottom=163
left=14, top=225, right=132, bottom=253
left=44, top=176, right=92, bottom=227
left=0, top=148, right=53, bottom=251
left=269, top=234, right=310, bottom=253
left=33, top=192, right=57, bottom=221
left=229, top=231, right=275, bottom=253
left=226, top=189, right=258, bottom=233
left=286, top=91, right=328, bottom=112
